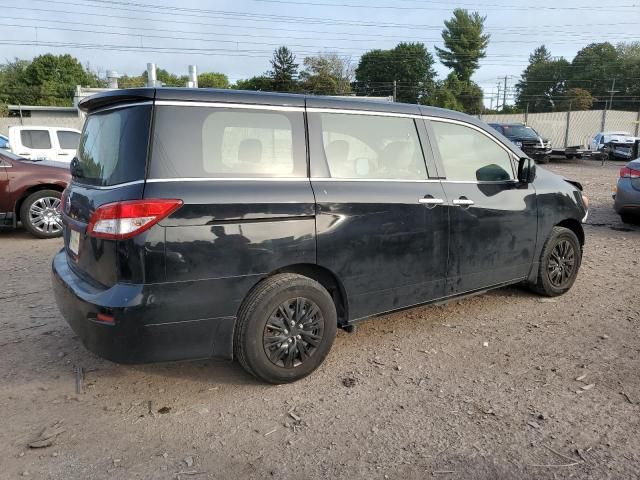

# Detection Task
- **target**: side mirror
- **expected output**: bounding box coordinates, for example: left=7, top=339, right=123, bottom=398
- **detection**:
left=517, top=157, right=536, bottom=183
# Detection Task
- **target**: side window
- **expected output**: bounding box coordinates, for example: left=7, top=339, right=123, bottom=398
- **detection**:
left=57, top=131, right=80, bottom=150
left=313, top=112, right=428, bottom=180
left=151, top=106, right=306, bottom=178
left=431, top=121, right=514, bottom=182
left=20, top=130, right=52, bottom=149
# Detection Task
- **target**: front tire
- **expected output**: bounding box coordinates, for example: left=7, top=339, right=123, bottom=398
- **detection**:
left=530, top=226, right=581, bottom=297
left=234, top=273, right=337, bottom=384
left=20, top=190, right=63, bottom=239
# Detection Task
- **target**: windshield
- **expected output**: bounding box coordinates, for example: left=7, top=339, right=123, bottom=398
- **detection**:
left=74, top=105, right=151, bottom=186
left=502, top=125, right=539, bottom=140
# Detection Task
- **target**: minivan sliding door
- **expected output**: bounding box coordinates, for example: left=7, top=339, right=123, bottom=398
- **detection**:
left=308, top=108, right=449, bottom=321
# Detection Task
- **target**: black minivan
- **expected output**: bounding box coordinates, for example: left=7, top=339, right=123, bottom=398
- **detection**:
left=52, top=88, right=588, bottom=384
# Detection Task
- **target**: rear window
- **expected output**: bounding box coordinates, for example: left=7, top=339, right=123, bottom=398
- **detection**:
left=21, top=130, right=52, bottom=149
left=150, top=105, right=306, bottom=179
left=57, top=131, right=80, bottom=150
left=74, top=105, right=151, bottom=186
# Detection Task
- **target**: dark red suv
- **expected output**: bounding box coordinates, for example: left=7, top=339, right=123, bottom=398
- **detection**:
left=0, top=150, right=70, bottom=238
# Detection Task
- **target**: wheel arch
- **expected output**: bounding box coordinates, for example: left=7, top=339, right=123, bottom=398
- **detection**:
left=260, top=263, right=349, bottom=326
left=556, top=218, right=584, bottom=246
left=15, top=184, right=65, bottom=221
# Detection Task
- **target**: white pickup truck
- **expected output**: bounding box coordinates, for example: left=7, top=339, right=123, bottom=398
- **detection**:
left=6, top=126, right=81, bottom=162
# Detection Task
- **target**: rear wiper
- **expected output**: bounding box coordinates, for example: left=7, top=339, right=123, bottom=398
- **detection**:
left=70, top=157, right=84, bottom=178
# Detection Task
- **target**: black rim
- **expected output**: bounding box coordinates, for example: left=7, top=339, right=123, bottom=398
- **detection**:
left=263, top=297, right=324, bottom=369
left=547, top=239, right=576, bottom=288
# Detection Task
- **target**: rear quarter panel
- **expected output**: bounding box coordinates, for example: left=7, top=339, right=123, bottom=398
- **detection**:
left=145, top=179, right=317, bottom=320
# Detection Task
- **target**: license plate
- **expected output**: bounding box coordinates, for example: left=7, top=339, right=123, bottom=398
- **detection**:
left=69, top=229, right=80, bottom=256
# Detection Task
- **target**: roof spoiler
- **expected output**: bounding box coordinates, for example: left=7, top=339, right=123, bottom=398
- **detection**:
left=78, top=88, right=156, bottom=113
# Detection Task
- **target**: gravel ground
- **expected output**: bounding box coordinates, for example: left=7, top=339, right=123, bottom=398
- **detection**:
left=1, top=159, right=639, bottom=480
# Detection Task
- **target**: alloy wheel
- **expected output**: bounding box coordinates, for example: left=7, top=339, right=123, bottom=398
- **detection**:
left=546, top=239, right=576, bottom=288
left=28, top=196, right=62, bottom=235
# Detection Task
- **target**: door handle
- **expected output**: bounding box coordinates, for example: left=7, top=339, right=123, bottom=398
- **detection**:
left=452, top=198, right=475, bottom=206
left=419, top=197, right=445, bottom=205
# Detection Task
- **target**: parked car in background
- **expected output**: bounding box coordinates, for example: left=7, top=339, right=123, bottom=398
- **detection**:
left=0, top=134, right=9, bottom=149
left=488, top=123, right=552, bottom=163
left=591, top=131, right=639, bottom=160
left=53, top=88, right=588, bottom=384
left=613, top=159, right=640, bottom=223
left=0, top=149, right=70, bottom=238
left=7, top=126, right=81, bottom=162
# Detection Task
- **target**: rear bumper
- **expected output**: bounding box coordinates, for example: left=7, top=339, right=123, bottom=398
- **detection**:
left=51, top=249, right=236, bottom=364
left=613, top=179, right=640, bottom=214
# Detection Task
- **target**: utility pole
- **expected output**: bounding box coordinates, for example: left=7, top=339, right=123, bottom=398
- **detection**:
left=496, top=82, right=502, bottom=111
left=392, top=80, right=397, bottom=102
left=503, top=76, right=508, bottom=112
left=606, top=78, right=619, bottom=111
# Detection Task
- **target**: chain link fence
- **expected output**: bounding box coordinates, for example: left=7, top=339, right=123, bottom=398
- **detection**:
left=479, top=109, right=640, bottom=150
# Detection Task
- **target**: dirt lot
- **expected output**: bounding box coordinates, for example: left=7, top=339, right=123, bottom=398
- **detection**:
left=1, top=159, right=639, bottom=480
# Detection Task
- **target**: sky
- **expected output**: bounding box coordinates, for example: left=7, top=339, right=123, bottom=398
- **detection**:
left=1, top=0, right=639, bottom=106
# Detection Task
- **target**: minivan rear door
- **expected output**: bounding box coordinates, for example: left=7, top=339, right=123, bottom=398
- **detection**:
left=144, top=96, right=315, bottom=322
left=307, top=103, right=449, bottom=321
left=63, top=103, right=152, bottom=287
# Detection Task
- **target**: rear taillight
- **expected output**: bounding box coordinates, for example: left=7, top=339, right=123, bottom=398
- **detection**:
left=87, top=199, right=183, bottom=240
left=620, top=166, right=640, bottom=179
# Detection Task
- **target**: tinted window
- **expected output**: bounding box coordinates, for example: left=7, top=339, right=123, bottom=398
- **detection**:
left=313, top=113, right=427, bottom=180
left=151, top=106, right=306, bottom=178
left=57, top=131, right=80, bottom=150
left=21, top=130, right=52, bottom=149
left=432, top=121, right=513, bottom=182
left=502, top=125, right=538, bottom=139
left=74, top=105, right=151, bottom=186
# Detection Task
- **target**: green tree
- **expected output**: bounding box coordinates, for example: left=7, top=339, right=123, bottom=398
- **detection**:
left=431, top=73, right=483, bottom=114
left=197, top=72, right=229, bottom=89
left=118, top=75, right=146, bottom=88
left=21, top=54, right=102, bottom=106
left=269, top=46, right=299, bottom=92
left=233, top=76, right=274, bottom=91
left=558, top=87, right=593, bottom=111
left=355, top=42, right=436, bottom=103
left=299, top=53, right=353, bottom=95
left=515, top=46, right=570, bottom=112
left=435, top=9, right=490, bottom=82
left=617, top=42, right=640, bottom=109
left=0, top=59, right=31, bottom=105
left=142, top=67, right=188, bottom=87
left=569, top=43, right=620, bottom=108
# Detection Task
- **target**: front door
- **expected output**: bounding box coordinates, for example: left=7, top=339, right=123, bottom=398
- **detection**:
left=426, top=119, right=538, bottom=295
left=308, top=108, right=449, bottom=321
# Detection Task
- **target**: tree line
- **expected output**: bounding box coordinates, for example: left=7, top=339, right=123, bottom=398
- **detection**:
left=1, top=9, right=639, bottom=115
left=514, top=42, right=640, bottom=113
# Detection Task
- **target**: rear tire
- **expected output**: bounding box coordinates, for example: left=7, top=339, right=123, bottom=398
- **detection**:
left=620, top=213, right=638, bottom=225
left=530, top=226, right=581, bottom=297
left=234, top=273, right=337, bottom=384
left=20, top=190, right=63, bottom=239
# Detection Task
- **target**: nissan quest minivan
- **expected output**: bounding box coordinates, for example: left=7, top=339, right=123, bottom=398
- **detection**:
left=52, top=88, right=588, bottom=384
